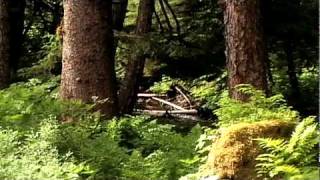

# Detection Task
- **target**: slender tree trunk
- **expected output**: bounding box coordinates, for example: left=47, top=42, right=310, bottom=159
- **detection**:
left=112, top=0, right=128, bottom=30
left=223, top=0, right=268, bottom=101
left=49, top=2, right=63, bottom=34
left=118, top=0, right=154, bottom=114
left=112, top=0, right=128, bottom=69
left=9, top=0, right=26, bottom=73
left=60, top=0, right=118, bottom=118
left=284, top=39, right=301, bottom=106
left=0, top=0, right=10, bottom=89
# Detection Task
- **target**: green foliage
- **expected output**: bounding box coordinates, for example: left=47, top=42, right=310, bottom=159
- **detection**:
left=0, top=119, right=84, bottom=180
left=107, top=117, right=202, bottom=180
left=0, top=79, right=204, bottom=180
left=19, top=34, right=62, bottom=79
left=149, top=75, right=186, bottom=93
left=298, top=68, right=319, bottom=114
left=179, top=128, right=219, bottom=180
left=191, top=73, right=226, bottom=110
left=0, top=77, right=93, bottom=131
left=56, top=118, right=128, bottom=179
left=256, top=117, right=319, bottom=179
left=215, top=85, right=298, bottom=127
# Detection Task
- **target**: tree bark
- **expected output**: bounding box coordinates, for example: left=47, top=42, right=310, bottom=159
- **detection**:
left=118, top=0, right=154, bottom=114
left=60, top=0, right=118, bottom=118
left=0, top=0, right=10, bottom=89
left=223, top=0, right=268, bottom=101
left=9, top=0, right=26, bottom=73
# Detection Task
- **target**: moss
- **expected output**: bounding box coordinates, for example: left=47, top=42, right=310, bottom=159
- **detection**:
left=202, top=120, right=295, bottom=180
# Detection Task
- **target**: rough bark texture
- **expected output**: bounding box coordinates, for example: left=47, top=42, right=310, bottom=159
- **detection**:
left=60, top=0, right=118, bottom=117
left=224, top=0, right=268, bottom=101
left=0, top=0, right=10, bottom=89
left=118, top=0, right=154, bottom=114
left=9, top=0, right=25, bottom=72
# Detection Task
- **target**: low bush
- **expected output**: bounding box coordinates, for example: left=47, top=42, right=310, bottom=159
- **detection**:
left=0, top=119, right=85, bottom=180
left=215, top=85, right=299, bottom=127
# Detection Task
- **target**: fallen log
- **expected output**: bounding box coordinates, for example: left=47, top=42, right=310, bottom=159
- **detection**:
left=151, top=97, right=187, bottom=110
left=136, top=109, right=198, bottom=116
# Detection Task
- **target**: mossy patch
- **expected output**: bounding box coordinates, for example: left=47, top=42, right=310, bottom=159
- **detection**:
left=202, top=120, right=295, bottom=180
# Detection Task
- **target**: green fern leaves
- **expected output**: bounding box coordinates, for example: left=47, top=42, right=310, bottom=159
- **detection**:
left=256, top=117, right=319, bottom=179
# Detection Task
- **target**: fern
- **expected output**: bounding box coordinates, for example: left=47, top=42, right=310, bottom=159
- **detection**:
left=215, top=85, right=298, bottom=127
left=256, top=117, right=319, bottom=179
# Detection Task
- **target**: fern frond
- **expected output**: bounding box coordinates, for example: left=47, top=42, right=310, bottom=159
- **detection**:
left=257, top=138, right=286, bottom=153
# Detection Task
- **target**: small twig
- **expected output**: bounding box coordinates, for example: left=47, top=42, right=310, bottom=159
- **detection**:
left=151, top=97, right=187, bottom=110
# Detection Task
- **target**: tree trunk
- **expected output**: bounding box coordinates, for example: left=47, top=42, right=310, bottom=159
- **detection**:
left=9, top=0, right=26, bottom=73
left=112, top=0, right=128, bottom=30
left=0, top=0, right=10, bottom=89
left=284, top=39, right=301, bottom=107
left=223, top=0, right=268, bottom=101
left=118, top=0, right=154, bottom=114
left=60, top=0, right=118, bottom=118
left=49, top=2, right=63, bottom=34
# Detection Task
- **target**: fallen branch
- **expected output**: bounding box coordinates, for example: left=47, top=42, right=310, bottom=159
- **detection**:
left=151, top=97, right=187, bottom=110
left=137, top=93, right=167, bottom=98
left=168, top=114, right=201, bottom=122
left=136, top=109, right=198, bottom=116
left=174, top=86, right=192, bottom=109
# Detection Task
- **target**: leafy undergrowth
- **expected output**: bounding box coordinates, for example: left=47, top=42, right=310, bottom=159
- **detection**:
left=256, top=117, right=319, bottom=180
left=0, top=78, right=203, bottom=180
left=0, top=79, right=318, bottom=180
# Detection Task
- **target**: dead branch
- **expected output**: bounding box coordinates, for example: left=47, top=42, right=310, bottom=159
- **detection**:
left=136, top=109, right=198, bottom=116
left=137, top=93, right=167, bottom=98
left=151, top=97, right=187, bottom=110
left=174, top=86, right=192, bottom=109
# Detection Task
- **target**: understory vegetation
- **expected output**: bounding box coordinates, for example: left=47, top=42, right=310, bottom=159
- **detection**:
left=0, top=77, right=318, bottom=180
left=0, top=0, right=318, bottom=179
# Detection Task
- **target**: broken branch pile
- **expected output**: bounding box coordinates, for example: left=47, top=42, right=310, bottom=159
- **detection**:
left=134, top=85, right=214, bottom=122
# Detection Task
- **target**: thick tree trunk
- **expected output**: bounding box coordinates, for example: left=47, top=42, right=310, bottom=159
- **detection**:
left=60, top=0, right=118, bottom=117
left=118, top=0, right=154, bottom=114
left=223, top=0, right=268, bottom=101
left=0, top=0, right=10, bottom=89
left=9, top=0, right=26, bottom=73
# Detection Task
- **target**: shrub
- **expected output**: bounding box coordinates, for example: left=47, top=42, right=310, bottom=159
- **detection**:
left=0, top=77, right=93, bottom=131
left=108, top=117, right=202, bottom=180
left=191, top=79, right=222, bottom=110
left=0, top=119, right=85, bottom=180
left=215, top=85, right=299, bottom=127
left=56, top=118, right=128, bottom=180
